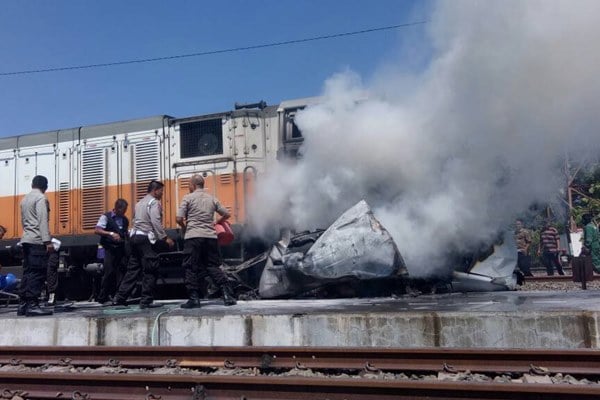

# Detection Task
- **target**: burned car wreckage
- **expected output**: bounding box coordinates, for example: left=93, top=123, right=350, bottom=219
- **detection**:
left=226, top=201, right=519, bottom=300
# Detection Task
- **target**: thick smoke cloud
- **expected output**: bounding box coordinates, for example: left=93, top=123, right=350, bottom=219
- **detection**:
left=248, top=0, right=600, bottom=276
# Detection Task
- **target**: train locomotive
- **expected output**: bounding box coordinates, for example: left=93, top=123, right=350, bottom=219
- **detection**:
left=0, top=97, right=315, bottom=299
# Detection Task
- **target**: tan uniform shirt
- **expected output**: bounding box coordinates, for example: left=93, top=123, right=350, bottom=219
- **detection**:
left=131, top=194, right=167, bottom=240
left=20, top=188, right=51, bottom=245
left=177, top=189, right=229, bottom=239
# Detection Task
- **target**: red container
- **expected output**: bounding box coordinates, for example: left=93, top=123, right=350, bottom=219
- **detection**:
left=215, top=221, right=234, bottom=246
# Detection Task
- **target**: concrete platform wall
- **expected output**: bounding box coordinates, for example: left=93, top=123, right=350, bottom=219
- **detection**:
left=0, top=309, right=598, bottom=349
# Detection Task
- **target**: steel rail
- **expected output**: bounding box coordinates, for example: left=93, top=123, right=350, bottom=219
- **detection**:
left=1, top=372, right=600, bottom=400
left=2, top=346, right=600, bottom=375
left=524, top=275, right=573, bottom=282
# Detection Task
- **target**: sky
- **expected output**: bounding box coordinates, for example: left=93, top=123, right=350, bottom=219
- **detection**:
left=0, top=0, right=429, bottom=137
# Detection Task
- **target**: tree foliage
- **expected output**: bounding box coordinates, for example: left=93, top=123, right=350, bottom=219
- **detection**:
left=571, top=164, right=600, bottom=225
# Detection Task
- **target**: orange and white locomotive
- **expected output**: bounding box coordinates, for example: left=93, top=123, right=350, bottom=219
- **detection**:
left=0, top=98, right=313, bottom=297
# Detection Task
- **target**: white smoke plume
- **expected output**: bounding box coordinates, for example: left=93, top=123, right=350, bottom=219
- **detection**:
left=248, top=0, right=600, bottom=276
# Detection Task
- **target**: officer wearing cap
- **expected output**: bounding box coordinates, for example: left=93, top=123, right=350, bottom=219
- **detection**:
left=18, top=175, right=53, bottom=316
left=176, top=174, right=236, bottom=308
left=113, top=180, right=174, bottom=308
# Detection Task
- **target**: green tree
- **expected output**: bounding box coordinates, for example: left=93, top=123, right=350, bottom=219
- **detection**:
left=571, top=164, right=600, bottom=226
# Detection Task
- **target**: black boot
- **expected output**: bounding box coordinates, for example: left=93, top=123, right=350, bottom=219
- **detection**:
left=111, top=296, right=128, bottom=307
left=17, top=300, right=27, bottom=316
left=25, top=302, right=53, bottom=317
left=221, top=285, right=237, bottom=306
left=180, top=298, right=201, bottom=309
left=181, top=292, right=201, bottom=309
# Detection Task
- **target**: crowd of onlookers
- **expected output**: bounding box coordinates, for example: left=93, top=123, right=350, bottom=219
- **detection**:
left=514, top=215, right=600, bottom=276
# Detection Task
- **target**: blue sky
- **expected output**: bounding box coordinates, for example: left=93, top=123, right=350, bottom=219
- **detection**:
left=0, top=0, right=430, bottom=137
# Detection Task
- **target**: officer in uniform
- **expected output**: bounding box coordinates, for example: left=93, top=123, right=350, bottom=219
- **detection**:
left=176, top=174, right=236, bottom=308
left=18, top=175, right=53, bottom=316
left=113, top=181, right=173, bottom=308
left=95, top=198, right=129, bottom=305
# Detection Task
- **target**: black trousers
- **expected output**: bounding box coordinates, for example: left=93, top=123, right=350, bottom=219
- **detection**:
left=516, top=252, right=532, bottom=276
left=115, top=235, right=160, bottom=305
left=542, top=251, right=564, bottom=276
left=182, top=237, right=227, bottom=296
left=97, top=245, right=127, bottom=302
left=20, top=244, right=49, bottom=303
left=46, top=251, right=60, bottom=295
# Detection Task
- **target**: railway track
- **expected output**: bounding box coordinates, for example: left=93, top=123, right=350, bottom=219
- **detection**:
left=1, top=346, right=600, bottom=399
left=524, top=275, right=573, bottom=282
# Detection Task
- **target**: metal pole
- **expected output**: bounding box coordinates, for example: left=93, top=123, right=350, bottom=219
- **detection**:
left=581, top=258, right=587, bottom=290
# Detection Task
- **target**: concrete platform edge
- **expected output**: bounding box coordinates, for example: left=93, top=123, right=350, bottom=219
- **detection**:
left=1, top=310, right=598, bottom=349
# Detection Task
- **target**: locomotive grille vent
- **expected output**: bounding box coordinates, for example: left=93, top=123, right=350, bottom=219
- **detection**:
left=180, top=119, right=223, bottom=158
left=219, top=173, right=233, bottom=185
left=58, top=182, right=70, bottom=225
left=179, top=177, right=190, bottom=192
left=133, top=141, right=160, bottom=201
left=81, top=148, right=106, bottom=230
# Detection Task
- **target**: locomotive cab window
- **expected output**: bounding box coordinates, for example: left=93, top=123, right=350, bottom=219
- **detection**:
left=180, top=118, right=223, bottom=158
left=278, top=109, right=305, bottom=161
left=285, top=111, right=303, bottom=142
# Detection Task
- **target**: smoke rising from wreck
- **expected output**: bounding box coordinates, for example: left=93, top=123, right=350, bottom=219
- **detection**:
left=248, top=0, right=600, bottom=277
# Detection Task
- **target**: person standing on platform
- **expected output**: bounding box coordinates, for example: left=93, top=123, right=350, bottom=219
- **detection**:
left=94, top=199, right=129, bottom=305
left=113, top=181, right=173, bottom=308
left=176, top=174, right=236, bottom=308
left=18, top=175, right=53, bottom=316
left=581, top=214, right=600, bottom=273
left=514, top=219, right=533, bottom=277
left=539, top=221, right=564, bottom=276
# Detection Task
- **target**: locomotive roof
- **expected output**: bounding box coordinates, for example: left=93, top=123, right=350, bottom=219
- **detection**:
left=277, top=96, right=321, bottom=111
left=0, top=115, right=172, bottom=151
left=80, top=115, right=172, bottom=141
left=0, top=97, right=312, bottom=151
left=170, top=104, right=279, bottom=125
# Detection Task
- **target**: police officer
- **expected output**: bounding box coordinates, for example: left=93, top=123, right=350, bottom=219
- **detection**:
left=176, top=174, right=236, bottom=308
left=113, top=181, right=174, bottom=308
left=95, top=199, right=129, bottom=305
left=18, top=175, right=53, bottom=316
